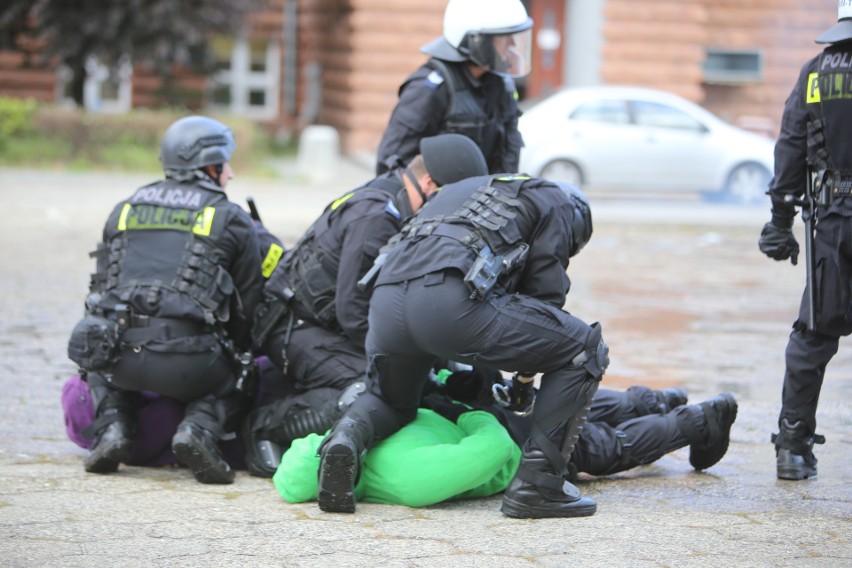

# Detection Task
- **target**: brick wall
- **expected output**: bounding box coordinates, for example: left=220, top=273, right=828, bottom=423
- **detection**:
left=312, top=0, right=443, bottom=155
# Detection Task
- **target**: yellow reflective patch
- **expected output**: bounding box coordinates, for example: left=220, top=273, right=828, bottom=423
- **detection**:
left=192, top=207, right=215, bottom=236
left=495, top=174, right=530, bottom=182
left=115, top=204, right=215, bottom=236
left=117, top=203, right=132, bottom=231
left=261, top=243, right=284, bottom=278
left=331, top=192, right=355, bottom=211
left=807, top=72, right=821, bottom=103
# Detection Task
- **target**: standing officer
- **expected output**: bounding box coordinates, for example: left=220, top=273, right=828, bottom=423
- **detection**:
left=67, top=116, right=263, bottom=484
left=242, top=134, right=489, bottom=476
left=758, top=1, right=852, bottom=480
left=375, top=0, right=532, bottom=176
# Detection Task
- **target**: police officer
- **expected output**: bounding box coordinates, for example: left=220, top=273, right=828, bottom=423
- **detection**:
left=316, top=174, right=738, bottom=517
left=67, top=116, right=263, bottom=484
left=375, top=0, right=532, bottom=176
left=241, top=133, right=489, bottom=476
left=433, top=372, right=737, bottom=481
left=758, top=2, right=852, bottom=480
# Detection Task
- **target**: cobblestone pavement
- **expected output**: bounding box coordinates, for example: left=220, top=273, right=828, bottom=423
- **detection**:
left=0, top=166, right=849, bottom=567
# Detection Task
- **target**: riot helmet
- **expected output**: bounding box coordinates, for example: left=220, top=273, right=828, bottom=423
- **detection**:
left=160, top=115, right=236, bottom=175
left=420, top=133, right=488, bottom=186
left=555, top=181, right=593, bottom=257
left=816, top=0, right=852, bottom=44
left=421, top=0, right=533, bottom=77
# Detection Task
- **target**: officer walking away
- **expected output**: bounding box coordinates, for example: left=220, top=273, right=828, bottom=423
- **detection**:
left=375, top=0, right=532, bottom=176
left=758, top=1, right=852, bottom=480
left=67, top=116, right=264, bottom=484
left=242, top=134, right=489, bottom=477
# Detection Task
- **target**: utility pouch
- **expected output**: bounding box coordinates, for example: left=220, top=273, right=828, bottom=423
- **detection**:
left=463, top=242, right=528, bottom=300
left=251, top=288, right=294, bottom=349
left=67, top=314, right=120, bottom=370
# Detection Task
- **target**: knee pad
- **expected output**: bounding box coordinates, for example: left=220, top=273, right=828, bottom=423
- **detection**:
left=570, top=322, right=609, bottom=380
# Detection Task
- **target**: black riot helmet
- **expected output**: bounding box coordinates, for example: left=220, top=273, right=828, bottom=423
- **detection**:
left=160, top=116, right=236, bottom=175
left=555, top=181, right=593, bottom=257
left=420, top=133, right=489, bottom=186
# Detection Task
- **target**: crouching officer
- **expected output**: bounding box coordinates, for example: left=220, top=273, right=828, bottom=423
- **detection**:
left=316, top=175, right=605, bottom=518
left=67, top=116, right=263, bottom=484
left=242, top=133, right=489, bottom=476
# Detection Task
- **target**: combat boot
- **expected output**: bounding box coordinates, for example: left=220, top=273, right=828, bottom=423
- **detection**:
left=680, top=392, right=738, bottom=471
left=84, top=411, right=134, bottom=473
left=172, top=394, right=244, bottom=484
left=501, top=449, right=597, bottom=518
left=317, top=415, right=371, bottom=513
left=244, top=384, right=363, bottom=478
left=655, top=387, right=689, bottom=414
left=773, top=418, right=824, bottom=480
left=172, top=422, right=235, bottom=484
left=82, top=374, right=135, bottom=474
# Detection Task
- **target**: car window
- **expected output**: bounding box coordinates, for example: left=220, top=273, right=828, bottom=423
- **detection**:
left=631, top=101, right=706, bottom=132
left=569, top=99, right=630, bottom=125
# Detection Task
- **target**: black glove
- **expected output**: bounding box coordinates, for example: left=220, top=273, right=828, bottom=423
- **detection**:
left=421, top=393, right=472, bottom=423
left=758, top=221, right=799, bottom=265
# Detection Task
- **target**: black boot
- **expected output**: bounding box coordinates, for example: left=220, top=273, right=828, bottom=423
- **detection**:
left=82, top=374, right=135, bottom=474
left=773, top=418, right=824, bottom=480
left=172, top=422, right=234, bottom=484
left=679, top=392, right=738, bottom=471
left=84, top=411, right=134, bottom=473
left=501, top=448, right=597, bottom=518
left=317, top=415, right=371, bottom=513
left=243, top=387, right=351, bottom=478
left=172, top=395, right=245, bottom=484
left=655, top=387, right=688, bottom=414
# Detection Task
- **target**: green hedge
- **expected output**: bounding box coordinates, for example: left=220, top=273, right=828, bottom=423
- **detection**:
left=0, top=101, right=284, bottom=175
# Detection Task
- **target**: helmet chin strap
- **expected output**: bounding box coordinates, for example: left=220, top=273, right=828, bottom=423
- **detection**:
left=200, top=164, right=224, bottom=186
left=404, top=168, right=428, bottom=204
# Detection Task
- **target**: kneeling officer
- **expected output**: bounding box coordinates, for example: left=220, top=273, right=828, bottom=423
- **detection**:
left=67, top=116, right=263, bottom=484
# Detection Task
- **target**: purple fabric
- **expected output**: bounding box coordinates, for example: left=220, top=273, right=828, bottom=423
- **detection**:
left=60, top=357, right=285, bottom=469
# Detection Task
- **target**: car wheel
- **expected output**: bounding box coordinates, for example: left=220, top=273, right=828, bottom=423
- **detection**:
left=723, top=162, right=771, bottom=205
left=540, top=160, right=583, bottom=186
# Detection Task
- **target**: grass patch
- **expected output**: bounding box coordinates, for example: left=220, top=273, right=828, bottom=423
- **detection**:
left=0, top=100, right=291, bottom=176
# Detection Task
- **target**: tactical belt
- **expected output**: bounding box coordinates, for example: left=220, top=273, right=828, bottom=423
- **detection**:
left=120, top=316, right=209, bottom=343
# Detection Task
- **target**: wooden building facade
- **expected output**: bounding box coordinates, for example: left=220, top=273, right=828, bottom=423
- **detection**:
left=0, top=0, right=837, bottom=158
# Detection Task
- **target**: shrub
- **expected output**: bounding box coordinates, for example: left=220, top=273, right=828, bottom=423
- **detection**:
left=0, top=103, right=278, bottom=175
left=0, top=97, right=38, bottom=148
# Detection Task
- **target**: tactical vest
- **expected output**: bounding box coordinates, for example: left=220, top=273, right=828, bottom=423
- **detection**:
left=284, top=176, right=403, bottom=328
left=90, top=179, right=236, bottom=327
left=807, top=44, right=852, bottom=194
left=428, top=58, right=515, bottom=169
left=376, top=175, right=534, bottom=297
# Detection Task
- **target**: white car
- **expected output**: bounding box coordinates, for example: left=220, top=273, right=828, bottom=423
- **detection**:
left=518, top=86, right=776, bottom=204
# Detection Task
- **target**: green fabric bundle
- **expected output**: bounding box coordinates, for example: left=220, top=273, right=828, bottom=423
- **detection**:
left=273, top=408, right=520, bottom=508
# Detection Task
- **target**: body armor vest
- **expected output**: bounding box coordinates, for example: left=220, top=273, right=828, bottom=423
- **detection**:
left=376, top=175, right=533, bottom=296
left=90, top=179, right=235, bottom=326
left=284, top=176, right=402, bottom=328
left=809, top=44, right=852, bottom=192
left=428, top=59, right=514, bottom=169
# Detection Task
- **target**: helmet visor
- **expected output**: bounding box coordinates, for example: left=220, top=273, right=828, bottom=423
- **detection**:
left=485, top=27, right=532, bottom=77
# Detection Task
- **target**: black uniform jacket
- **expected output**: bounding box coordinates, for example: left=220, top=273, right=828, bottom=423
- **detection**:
left=375, top=175, right=577, bottom=309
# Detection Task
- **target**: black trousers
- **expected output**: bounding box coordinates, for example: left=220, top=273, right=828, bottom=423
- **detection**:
left=265, top=319, right=367, bottom=392
left=353, top=271, right=600, bottom=450
left=109, top=332, right=235, bottom=402
left=780, top=208, right=852, bottom=435
left=499, top=387, right=688, bottom=476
